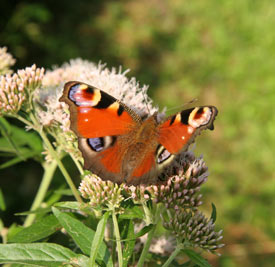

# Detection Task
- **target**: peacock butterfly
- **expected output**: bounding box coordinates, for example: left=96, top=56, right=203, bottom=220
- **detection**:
left=60, top=81, right=218, bottom=185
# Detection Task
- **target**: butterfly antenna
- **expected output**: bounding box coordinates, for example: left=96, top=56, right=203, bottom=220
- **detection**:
left=165, top=98, right=198, bottom=113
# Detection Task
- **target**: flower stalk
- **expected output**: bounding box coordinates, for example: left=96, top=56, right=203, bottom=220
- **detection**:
left=141, top=200, right=153, bottom=225
left=112, top=210, right=123, bottom=267
left=137, top=204, right=161, bottom=267
left=137, top=223, right=156, bottom=267
left=162, top=243, right=184, bottom=267
left=38, top=124, right=83, bottom=203
left=24, top=160, right=58, bottom=227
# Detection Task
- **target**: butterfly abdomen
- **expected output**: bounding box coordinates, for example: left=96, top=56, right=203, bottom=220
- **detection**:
left=118, top=117, right=159, bottom=183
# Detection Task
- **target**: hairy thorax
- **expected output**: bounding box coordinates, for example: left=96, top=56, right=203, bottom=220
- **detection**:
left=120, top=116, right=159, bottom=177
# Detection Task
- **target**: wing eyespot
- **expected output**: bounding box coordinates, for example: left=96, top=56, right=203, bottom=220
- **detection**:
left=68, top=83, right=101, bottom=107
left=87, top=136, right=117, bottom=152
left=156, top=145, right=174, bottom=165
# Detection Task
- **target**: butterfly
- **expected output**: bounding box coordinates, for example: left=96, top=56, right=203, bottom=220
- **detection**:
left=60, top=81, right=218, bottom=185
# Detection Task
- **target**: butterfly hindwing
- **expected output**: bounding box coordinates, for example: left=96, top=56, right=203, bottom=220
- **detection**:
left=78, top=137, right=128, bottom=183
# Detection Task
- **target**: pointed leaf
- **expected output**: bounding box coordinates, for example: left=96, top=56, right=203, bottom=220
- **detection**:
left=135, top=224, right=154, bottom=238
left=119, top=206, right=143, bottom=219
left=183, top=249, right=211, bottom=267
left=0, top=122, right=42, bottom=154
left=53, top=189, right=74, bottom=196
left=54, top=201, right=80, bottom=210
left=8, top=215, right=61, bottom=243
left=0, top=117, right=21, bottom=155
left=6, top=224, right=23, bottom=241
left=0, top=117, right=11, bottom=133
left=52, top=207, right=112, bottom=266
left=0, top=188, right=6, bottom=211
left=9, top=124, right=43, bottom=152
left=89, top=211, right=110, bottom=267
left=121, top=220, right=136, bottom=267
left=211, top=203, right=217, bottom=223
left=0, top=150, right=39, bottom=169
left=15, top=206, right=51, bottom=216
left=0, top=243, right=89, bottom=266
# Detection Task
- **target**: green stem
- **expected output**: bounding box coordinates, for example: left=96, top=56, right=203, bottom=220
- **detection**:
left=137, top=204, right=161, bottom=267
left=29, top=113, right=82, bottom=203
left=112, top=211, right=123, bottom=267
left=137, top=223, right=156, bottom=267
left=70, top=153, right=84, bottom=175
left=39, top=128, right=82, bottom=203
left=141, top=200, right=153, bottom=225
left=110, top=222, right=116, bottom=264
left=24, top=160, right=58, bottom=227
left=14, top=113, right=82, bottom=203
left=13, top=114, right=33, bottom=128
left=162, top=244, right=183, bottom=267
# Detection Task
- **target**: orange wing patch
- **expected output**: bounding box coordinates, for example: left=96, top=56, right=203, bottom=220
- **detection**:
left=60, top=81, right=139, bottom=138
left=159, top=122, right=191, bottom=154
left=100, top=145, right=123, bottom=174
left=77, top=105, right=134, bottom=138
left=159, top=106, right=217, bottom=154
left=130, top=152, right=155, bottom=181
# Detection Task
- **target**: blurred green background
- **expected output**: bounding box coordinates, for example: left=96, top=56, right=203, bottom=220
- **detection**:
left=1, top=0, right=275, bottom=266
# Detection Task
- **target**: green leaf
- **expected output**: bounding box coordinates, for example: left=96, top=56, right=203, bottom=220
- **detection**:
left=46, top=185, right=66, bottom=206
left=0, top=122, right=42, bottom=153
left=0, top=121, right=43, bottom=168
left=6, top=224, right=23, bottom=241
left=8, top=215, right=61, bottom=243
left=0, top=117, right=21, bottom=156
left=0, top=243, right=89, bottom=266
left=121, top=220, right=136, bottom=267
left=54, top=201, right=80, bottom=210
left=15, top=206, right=51, bottom=216
left=119, top=206, right=143, bottom=219
left=135, top=224, right=154, bottom=238
left=9, top=124, right=43, bottom=152
left=0, top=188, right=6, bottom=211
left=0, top=219, right=4, bottom=231
left=52, top=207, right=112, bottom=266
left=53, top=188, right=74, bottom=196
left=210, top=203, right=217, bottom=223
left=183, top=249, right=211, bottom=267
left=89, top=211, right=110, bottom=267
left=0, top=150, right=40, bottom=169
left=0, top=117, right=11, bottom=133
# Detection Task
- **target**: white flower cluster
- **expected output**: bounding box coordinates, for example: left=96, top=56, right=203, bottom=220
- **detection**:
left=0, top=47, right=16, bottom=75
left=39, top=58, right=157, bottom=128
left=0, top=64, right=44, bottom=115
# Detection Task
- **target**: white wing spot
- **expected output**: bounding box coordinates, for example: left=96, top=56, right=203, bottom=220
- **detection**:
left=182, top=136, right=185, bottom=140
left=188, top=126, right=194, bottom=134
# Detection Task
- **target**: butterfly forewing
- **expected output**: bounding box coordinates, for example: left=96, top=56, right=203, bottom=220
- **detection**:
left=158, top=106, right=218, bottom=154
left=60, top=81, right=139, bottom=138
